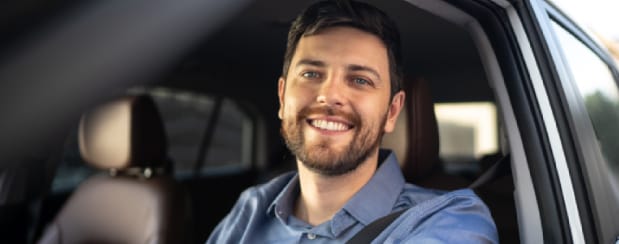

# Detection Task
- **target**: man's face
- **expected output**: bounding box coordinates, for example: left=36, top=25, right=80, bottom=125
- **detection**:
left=278, top=26, right=404, bottom=176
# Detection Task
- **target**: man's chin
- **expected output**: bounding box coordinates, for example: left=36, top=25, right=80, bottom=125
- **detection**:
left=301, top=161, right=360, bottom=176
left=303, top=133, right=351, bottom=147
left=305, top=143, right=346, bottom=160
left=298, top=146, right=361, bottom=176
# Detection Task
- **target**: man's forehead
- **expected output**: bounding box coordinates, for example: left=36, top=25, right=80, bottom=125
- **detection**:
left=301, top=26, right=385, bottom=46
left=291, top=28, right=389, bottom=71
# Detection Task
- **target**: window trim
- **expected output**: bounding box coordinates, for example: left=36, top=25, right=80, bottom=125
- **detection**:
left=471, top=3, right=545, bottom=242
left=513, top=0, right=587, bottom=243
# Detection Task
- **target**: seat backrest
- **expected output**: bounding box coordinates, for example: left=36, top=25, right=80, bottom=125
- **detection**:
left=38, top=95, right=189, bottom=244
left=382, top=78, right=519, bottom=241
left=382, top=77, right=470, bottom=190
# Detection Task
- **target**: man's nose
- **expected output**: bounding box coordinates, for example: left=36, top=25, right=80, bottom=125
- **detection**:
left=316, top=75, right=346, bottom=107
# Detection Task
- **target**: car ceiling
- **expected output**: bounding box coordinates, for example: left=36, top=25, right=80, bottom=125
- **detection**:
left=1, top=0, right=492, bottom=107
left=1, top=0, right=492, bottom=105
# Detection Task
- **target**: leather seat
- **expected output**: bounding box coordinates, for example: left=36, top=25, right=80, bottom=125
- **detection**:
left=382, top=77, right=470, bottom=190
left=382, top=78, right=519, bottom=242
left=38, top=95, right=190, bottom=244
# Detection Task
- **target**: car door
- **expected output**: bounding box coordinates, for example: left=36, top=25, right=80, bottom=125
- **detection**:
left=515, top=0, right=619, bottom=243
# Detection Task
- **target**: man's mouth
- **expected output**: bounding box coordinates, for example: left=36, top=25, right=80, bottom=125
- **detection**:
left=307, top=119, right=353, bottom=131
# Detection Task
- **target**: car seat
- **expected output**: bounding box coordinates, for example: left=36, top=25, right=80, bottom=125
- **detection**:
left=38, top=95, right=190, bottom=244
left=382, top=77, right=519, bottom=243
left=382, top=77, right=471, bottom=190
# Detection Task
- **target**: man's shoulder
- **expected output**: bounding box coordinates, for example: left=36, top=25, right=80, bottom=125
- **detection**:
left=209, top=172, right=297, bottom=230
left=424, top=188, right=488, bottom=212
left=206, top=172, right=298, bottom=243
left=400, top=183, right=484, bottom=207
left=387, top=186, right=497, bottom=243
left=237, top=171, right=297, bottom=206
left=398, top=185, right=494, bottom=228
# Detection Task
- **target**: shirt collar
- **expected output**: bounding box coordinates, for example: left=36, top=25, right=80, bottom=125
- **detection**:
left=266, top=149, right=405, bottom=226
left=267, top=173, right=300, bottom=224
left=342, top=149, right=405, bottom=225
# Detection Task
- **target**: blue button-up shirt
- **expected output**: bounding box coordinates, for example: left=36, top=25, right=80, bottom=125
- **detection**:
left=207, top=150, right=498, bottom=243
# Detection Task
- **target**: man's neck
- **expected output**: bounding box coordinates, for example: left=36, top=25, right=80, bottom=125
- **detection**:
left=294, top=150, right=379, bottom=226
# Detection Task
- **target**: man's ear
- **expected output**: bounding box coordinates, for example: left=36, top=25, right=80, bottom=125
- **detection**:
left=384, top=91, right=405, bottom=133
left=277, top=77, right=286, bottom=119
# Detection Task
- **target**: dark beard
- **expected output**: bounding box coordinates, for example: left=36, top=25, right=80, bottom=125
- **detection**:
left=281, top=106, right=387, bottom=176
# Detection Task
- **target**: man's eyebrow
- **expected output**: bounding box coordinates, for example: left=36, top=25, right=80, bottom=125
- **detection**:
left=348, top=64, right=382, bottom=81
left=295, top=60, right=382, bottom=81
left=296, top=59, right=326, bottom=67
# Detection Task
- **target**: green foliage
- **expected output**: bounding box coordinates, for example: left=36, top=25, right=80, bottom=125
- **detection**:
left=584, top=91, right=619, bottom=170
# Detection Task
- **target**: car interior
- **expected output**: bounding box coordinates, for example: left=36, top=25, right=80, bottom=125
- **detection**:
left=1, top=0, right=529, bottom=243
left=38, top=95, right=191, bottom=244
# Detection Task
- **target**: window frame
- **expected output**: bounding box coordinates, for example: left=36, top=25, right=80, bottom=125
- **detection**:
left=540, top=2, right=619, bottom=243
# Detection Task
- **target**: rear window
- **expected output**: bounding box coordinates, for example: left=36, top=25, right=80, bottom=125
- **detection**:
left=434, top=102, right=499, bottom=174
left=146, top=87, right=254, bottom=177
left=51, top=87, right=256, bottom=191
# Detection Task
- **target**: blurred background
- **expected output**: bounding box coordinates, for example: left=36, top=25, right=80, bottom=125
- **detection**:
left=553, top=0, right=619, bottom=64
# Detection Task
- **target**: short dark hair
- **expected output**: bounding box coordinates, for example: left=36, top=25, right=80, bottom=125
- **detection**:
left=282, top=0, right=403, bottom=97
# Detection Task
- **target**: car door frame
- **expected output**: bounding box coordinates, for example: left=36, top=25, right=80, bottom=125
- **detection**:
left=514, top=0, right=619, bottom=243
left=409, top=0, right=575, bottom=242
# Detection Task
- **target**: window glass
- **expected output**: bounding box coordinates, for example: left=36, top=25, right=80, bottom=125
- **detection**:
left=434, top=102, right=498, bottom=173
left=148, top=87, right=253, bottom=175
left=205, top=99, right=252, bottom=169
left=51, top=87, right=255, bottom=191
left=551, top=22, right=619, bottom=174
left=149, top=88, right=215, bottom=173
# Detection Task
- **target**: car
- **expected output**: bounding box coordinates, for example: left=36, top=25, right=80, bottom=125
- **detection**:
left=1, top=0, right=618, bottom=243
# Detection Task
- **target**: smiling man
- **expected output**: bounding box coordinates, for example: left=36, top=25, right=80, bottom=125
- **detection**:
left=207, top=1, right=497, bottom=243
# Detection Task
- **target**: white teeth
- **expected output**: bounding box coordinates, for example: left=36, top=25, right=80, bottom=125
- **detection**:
left=311, top=120, right=349, bottom=131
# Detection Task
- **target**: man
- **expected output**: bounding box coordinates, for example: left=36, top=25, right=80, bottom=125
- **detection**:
left=207, top=0, right=498, bottom=243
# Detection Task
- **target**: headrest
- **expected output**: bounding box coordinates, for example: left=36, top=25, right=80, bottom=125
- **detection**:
left=403, top=77, right=440, bottom=182
left=382, top=77, right=440, bottom=182
left=78, top=95, right=167, bottom=170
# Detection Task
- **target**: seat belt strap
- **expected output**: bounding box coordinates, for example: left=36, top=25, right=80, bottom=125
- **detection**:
left=345, top=209, right=407, bottom=244
left=469, top=153, right=511, bottom=189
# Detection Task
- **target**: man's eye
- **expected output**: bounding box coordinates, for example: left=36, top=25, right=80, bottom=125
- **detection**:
left=353, top=78, right=370, bottom=86
left=302, top=72, right=320, bottom=78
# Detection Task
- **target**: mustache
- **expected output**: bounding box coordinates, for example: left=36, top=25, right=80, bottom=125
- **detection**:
left=296, top=106, right=361, bottom=126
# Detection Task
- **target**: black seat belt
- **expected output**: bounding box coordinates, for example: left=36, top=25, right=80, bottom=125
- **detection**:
left=469, top=153, right=511, bottom=189
left=346, top=209, right=407, bottom=244
left=347, top=154, right=510, bottom=243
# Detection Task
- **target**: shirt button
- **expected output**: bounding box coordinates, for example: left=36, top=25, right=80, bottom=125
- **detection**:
left=307, top=233, right=317, bottom=240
